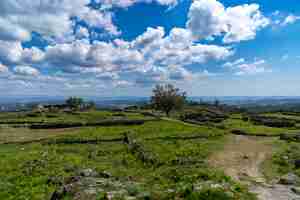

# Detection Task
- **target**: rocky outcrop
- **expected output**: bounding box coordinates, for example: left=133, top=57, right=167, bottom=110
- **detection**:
left=280, top=133, right=300, bottom=142
left=295, top=160, right=300, bottom=169
left=279, top=173, right=299, bottom=185
left=249, top=115, right=296, bottom=128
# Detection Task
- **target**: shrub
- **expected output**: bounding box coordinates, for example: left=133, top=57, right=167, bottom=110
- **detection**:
left=30, top=119, right=146, bottom=129
left=249, top=115, right=296, bottom=128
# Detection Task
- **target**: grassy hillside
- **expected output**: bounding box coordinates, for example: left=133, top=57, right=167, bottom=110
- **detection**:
left=0, top=109, right=299, bottom=199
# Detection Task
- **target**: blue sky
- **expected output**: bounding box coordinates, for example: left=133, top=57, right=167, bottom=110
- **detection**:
left=1, top=0, right=300, bottom=97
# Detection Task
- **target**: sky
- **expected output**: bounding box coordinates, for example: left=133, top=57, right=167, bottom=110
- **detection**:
left=1, top=0, right=300, bottom=98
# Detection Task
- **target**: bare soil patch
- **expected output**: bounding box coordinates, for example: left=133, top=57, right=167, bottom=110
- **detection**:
left=209, top=134, right=300, bottom=200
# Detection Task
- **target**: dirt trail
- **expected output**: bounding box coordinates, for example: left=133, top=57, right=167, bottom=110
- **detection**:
left=208, top=134, right=300, bottom=200
left=209, top=134, right=273, bottom=182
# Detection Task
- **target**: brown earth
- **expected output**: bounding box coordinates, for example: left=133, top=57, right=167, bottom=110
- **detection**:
left=208, top=134, right=300, bottom=200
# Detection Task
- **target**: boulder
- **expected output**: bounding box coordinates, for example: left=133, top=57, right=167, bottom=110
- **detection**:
left=279, top=173, right=299, bottom=185
left=50, top=187, right=66, bottom=200
left=78, top=168, right=98, bottom=177
left=295, top=160, right=300, bottom=169
left=99, top=171, right=112, bottom=178
left=280, top=133, right=300, bottom=142
left=291, top=187, right=300, bottom=195
left=231, top=129, right=247, bottom=135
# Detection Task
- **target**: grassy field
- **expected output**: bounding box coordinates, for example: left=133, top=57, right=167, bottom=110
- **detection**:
left=219, top=112, right=300, bottom=136
left=0, top=109, right=299, bottom=199
left=221, top=118, right=286, bottom=136
left=0, top=110, right=151, bottom=124
left=0, top=110, right=258, bottom=200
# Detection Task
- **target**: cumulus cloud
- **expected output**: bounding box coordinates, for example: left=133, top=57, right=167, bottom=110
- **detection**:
left=0, top=0, right=120, bottom=42
left=96, top=0, right=178, bottom=9
left=0, top=41, right=44, bottom=65
left=0, top=0, right=183, bottom=43
left=0, top=0, right=273, bottom=93
left=76, top=26, right=90, bottom=39
left=0, top=63, right=8, bottom=73
left=281, top=15, right=300, bottom=26
left=224, top=58, right=270, bottom=75
left=78, top=10, right=120, bottom=36
left=269, top=11, right=300, bottom=28
left=14, top=66, right=40, bottom=76
left=186, top=0, right=269, bottom=43
left=41, top=26, right=232, bottom=86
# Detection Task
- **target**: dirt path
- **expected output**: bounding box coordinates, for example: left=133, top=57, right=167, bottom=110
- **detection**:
left=209, top=134, right=273, bottom=182
left=208, top=134, right=300, bottom=200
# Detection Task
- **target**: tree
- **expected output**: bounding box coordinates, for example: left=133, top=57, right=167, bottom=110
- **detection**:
left=86, top=101, right=96, bottom=110
left=151, top=84, right=187, bottom=116
left=66, top=97, right=84, bottom=110
left=214, top=99, right=220, bottom=107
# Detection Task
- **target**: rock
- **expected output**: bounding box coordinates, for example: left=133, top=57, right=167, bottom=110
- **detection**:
left=47, top=176, right=63, bottom=186
left=291, top=187, right=300, bottom=195
left=283, top=156, right=289, bottom=160
left=231, top=129, right=247, bottom=135
left=295, top=160, right=300, bottom=169
left=137, top=192, right=151, bottom=200
left=99, top=171, right=112, bottom=178
left=279, top=173, right=299, bottom=185
left=211, top=183, right=223, bottom=189
left=78, top=169, right=98, bottom=177
left=225, top=191, right=234, bottom=198
left=125, top=197, right=137, bottom=200
left=50, top=187, right=66, bottom=200
left=254, top=177, right=266, bottom=184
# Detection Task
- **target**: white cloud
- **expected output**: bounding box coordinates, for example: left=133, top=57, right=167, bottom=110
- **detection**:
left=0, top=18, right=31, bottom=41
left=0, top=63, right=8, bottom=73
left=186, top=0, right=269, bottom=43
left=96, top=0, right=178, bottom=9
left=76, top=26, right=90, bottom=39
left=14, top=66, right=40, bottom=76
left=270, top=12, right=300, bottom=27
left=224, top=58, right=270, bottom=75
left=281, top=15, right=300, bottom=26
left=0, top=0, right=272, bottom=92
left=0, top=0, right=120, bottom=42
left=78, top=10, right=120, bottom=36
left=0, top=41, right=45, bottom=65
left=223, top=58, right=245, bottom=68
left=40, top=26, right=232, bottom=86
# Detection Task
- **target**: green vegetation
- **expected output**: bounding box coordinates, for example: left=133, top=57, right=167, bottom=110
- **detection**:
left=1, top=99, right=300, bottom=199
left=263, top=141, right=300, bottom=181
left=151, top=84, right=186, bottom=116
left=221, top=117, right=286, bottom=136
left=0, top=109, right=257, bottom=200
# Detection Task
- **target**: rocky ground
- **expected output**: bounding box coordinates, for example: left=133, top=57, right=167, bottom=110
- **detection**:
left=209, top=134, right=300, bottom=200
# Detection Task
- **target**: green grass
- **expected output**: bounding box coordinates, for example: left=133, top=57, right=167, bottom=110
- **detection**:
left=0, top=115, right=256, bottom=200
left=0, top=110, right=152, bottom=124
left=263, top=113, right=300, bottom=121
left=261, top=139, right=300, bottom=184
left=0, top=126, right=84, bottom=144
left=221, top=118, right=287, bottom=136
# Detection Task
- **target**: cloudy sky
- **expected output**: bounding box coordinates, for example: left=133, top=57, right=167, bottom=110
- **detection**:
left=1, top=0, right=300, bottom=97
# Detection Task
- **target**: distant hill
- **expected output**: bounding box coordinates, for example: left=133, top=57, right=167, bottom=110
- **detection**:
left=2, top=96, right=300, bottom=111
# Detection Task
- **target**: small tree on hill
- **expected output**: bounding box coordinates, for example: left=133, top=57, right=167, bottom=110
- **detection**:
left=86, top=101, right=96, bottom=110
left=66, top=97, right=84, bottom=110
left=151, top=84, right=186, bottom=116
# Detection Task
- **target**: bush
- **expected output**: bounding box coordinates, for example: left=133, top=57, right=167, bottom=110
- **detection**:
left=26, top=112, right=42, bottom=117
left=180, top=110, right=228, bottom=124
left=249, top=115, right=296, bottom=128
left=30, top=119, right=146, bottom=129
left=231, top=129, right=248, bottom=135
left=184, top=188, right=234, bottom=200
